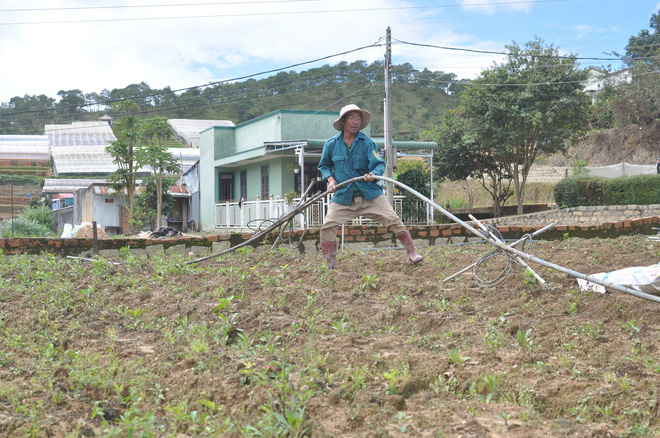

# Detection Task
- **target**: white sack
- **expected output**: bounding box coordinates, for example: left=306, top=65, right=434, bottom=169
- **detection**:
left=577, top=264, right=660, bottom=295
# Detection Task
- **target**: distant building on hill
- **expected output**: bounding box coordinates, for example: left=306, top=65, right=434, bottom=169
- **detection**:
left=584, top=67, right=631, bottom=104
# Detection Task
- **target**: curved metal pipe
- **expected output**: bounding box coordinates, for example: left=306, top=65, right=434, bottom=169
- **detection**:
left=188, top=173, right=660, bottom=303
left=186, top=176, right=366, bottom=265
left=370, top=175, right=660, bottom=303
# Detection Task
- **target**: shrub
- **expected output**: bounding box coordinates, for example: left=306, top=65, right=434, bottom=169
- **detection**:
left=1, top=217, right=50, bottom=237
left=554, top=174, right=660, bottom=208
left=602, top=174, right=660, bottom=205
left=553, top=176, right=585, bottom=208
left=22, top=205, right=55, bottom=230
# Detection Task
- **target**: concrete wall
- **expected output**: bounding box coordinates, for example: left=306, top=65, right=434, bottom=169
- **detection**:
left=279, top=110, right=339, bottom=140
left=199, top=128, right=217, bottom=231
left=525, top=166, right=570, bottom=183
left=81, top=187, right=94, bottom=223
left=53, top=206, right=73, bottom=234
left=92, top=194, right=121, bottom=230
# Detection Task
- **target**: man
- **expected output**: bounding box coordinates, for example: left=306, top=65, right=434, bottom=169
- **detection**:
left=318, top=104, right=423, bottom=269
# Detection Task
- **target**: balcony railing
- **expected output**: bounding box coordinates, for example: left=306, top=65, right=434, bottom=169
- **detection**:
left=215, top=194, right=432, bottom=231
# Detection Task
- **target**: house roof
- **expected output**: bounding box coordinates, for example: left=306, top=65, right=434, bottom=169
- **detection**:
left=214, top=138, right=437, bottom=168
left=584, top=68, right=631, bottom=94
left=50, top=145, right=200, bottom=176
left=168, top=119, right=234, bottom=147
left=45, top=121, right=117, bottom=147
left=88, top=182, right=190, bottom=197
left=304, top=139, right=438, bottom=150
left=43, top=178, right=108, bottom=193
left=0, top=135, right=50, bottom=161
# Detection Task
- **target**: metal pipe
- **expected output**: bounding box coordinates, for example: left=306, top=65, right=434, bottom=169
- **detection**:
left=187, top=176, right=367, bottom=264
left=443, top=221, right=557, bottom=282
left=191, top=173, right=660, bottom=303
left=370, top=175, right=660, bottom=303
left=468, top=213, right=546, bottom=286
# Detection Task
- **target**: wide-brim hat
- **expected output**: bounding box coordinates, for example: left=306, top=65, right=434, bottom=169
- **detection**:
left=333, top=104, right=371, bottom=131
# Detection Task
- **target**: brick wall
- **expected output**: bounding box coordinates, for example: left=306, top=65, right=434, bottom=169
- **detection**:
left=1, top=217, right=658, bottom=258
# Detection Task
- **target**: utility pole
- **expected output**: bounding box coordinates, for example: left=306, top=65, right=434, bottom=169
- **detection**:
left=383, top=27, right=395, bottom=206
left=10, top=172, right=14, bottom=238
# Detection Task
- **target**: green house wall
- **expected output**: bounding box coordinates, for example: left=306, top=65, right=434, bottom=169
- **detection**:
left=199, top=110, right=342, bottom=231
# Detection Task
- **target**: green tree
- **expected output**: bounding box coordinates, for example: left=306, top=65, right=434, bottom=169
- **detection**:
left=425, top=113, right=513, bottom=216
left=106, top=100, right=145, bottom=222
left=131, top=176, right=176, bottom=230
left=458, top=38, right=589, bottom=215
left=0, top=94, right=55, bottom=134
left=56, top=89, right=86, bottom=114
left=140, top=117, right=180, bottom=229
left=624, top=11, right=660, bottom=64
left=396, top=160, right=430, bottom=222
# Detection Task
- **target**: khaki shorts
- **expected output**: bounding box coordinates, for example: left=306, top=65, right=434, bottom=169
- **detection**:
left=320, top=195, right=406, bottom=242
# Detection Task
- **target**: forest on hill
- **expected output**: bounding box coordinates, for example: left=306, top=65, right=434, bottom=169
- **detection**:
left=0, top=61, right=462, bottom=140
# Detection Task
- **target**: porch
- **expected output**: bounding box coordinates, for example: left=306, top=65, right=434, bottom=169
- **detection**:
left=214, top=194, right=432, bottom=232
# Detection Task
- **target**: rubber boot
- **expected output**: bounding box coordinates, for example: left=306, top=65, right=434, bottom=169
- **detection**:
left=397, top=231, right=423, bottom=264
left=321, top=240, right=337, bottom=269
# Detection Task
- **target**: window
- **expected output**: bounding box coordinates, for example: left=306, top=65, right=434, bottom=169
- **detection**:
left=261, top=166, right=269, bottom=199
left=219, top=173, right=234, bottom=202
left=240, top=171, right=247, bottom=200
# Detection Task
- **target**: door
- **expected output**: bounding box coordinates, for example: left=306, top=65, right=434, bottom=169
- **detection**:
left=219, top=173, right=234, bottom=202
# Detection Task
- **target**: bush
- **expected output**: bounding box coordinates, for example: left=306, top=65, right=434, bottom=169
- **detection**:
left=396, top=161, right=430, bottom=222
left=22, top=205, right=55, bottom=230
left=602, top=174, right=660, bottom=205
left=1, top=217, right=50, bottom=237
left=553, top=176, right=585, bottom=208
left=554, top=174, right=660, bottom=208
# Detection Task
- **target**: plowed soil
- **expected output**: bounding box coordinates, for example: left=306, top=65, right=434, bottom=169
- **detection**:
left=1, top=234, right=660, bottom=437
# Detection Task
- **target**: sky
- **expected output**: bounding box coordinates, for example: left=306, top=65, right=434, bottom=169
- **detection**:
left=0, top=0, right=659, bottom=107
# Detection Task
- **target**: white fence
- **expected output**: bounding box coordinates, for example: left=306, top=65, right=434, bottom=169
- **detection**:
left=214, top=195, right=430, bottom=231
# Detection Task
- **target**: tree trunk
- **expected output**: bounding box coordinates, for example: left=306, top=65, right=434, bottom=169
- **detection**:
left=156, top=171, right=163, bottom=229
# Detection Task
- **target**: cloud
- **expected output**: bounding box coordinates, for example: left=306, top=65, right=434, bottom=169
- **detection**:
left=459, top=0, right=533, bottom=15
left=570, top=24, right=619, bottom=40
left=0, top=0, right=510, bottom=104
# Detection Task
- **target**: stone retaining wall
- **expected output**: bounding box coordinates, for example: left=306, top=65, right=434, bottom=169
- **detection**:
left=485, top=204, right=660, bottom=227
left=2, top=217, right=659, bottom=259
left=526, top=166, right=571, bottom=183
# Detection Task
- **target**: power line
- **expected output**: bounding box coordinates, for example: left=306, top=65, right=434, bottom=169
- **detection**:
left=0, top=0, right=568, bottom=26
left=0, top=43, right=381, bottom=117
left=394, top=39, right=628, bottom=62
left=0, top=0, right=323, bottom=13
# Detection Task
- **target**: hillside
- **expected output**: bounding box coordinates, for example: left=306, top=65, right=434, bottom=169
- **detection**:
left=0, top=175, right=42, bottom=221
left=0, top=62, right=460, bottom=140
left=545, top=121, right=660, bottom=167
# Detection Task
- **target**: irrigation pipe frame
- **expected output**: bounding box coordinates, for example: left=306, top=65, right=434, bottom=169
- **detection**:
left=189, top=174, right=660, bottom=303
left=186, top=176, right=368, bottom=265
left=371, top=175, right=660, bottom=303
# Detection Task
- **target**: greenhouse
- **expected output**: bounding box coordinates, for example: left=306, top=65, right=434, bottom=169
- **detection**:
left=168, top=119, right=234, bottom=147
left=45, top=121, right=116, bottom=147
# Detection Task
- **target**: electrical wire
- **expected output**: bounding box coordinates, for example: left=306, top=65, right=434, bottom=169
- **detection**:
left=394, top=38, right=649, bottom=62
left=0, top=1, right=324, bottom=13
left=0, top=43, right=381, bottom=118
left=0, top=0, right=568, bottom=26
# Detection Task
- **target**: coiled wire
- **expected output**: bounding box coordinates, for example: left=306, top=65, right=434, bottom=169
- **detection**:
left=473, top=227, right=534, bottom=288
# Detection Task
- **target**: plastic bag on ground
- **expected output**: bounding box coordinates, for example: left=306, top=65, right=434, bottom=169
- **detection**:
left=577, top=264, right=660, bottom=295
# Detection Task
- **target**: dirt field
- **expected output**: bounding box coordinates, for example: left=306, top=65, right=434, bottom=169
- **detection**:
left=1, top=234, right=660, bottom=437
